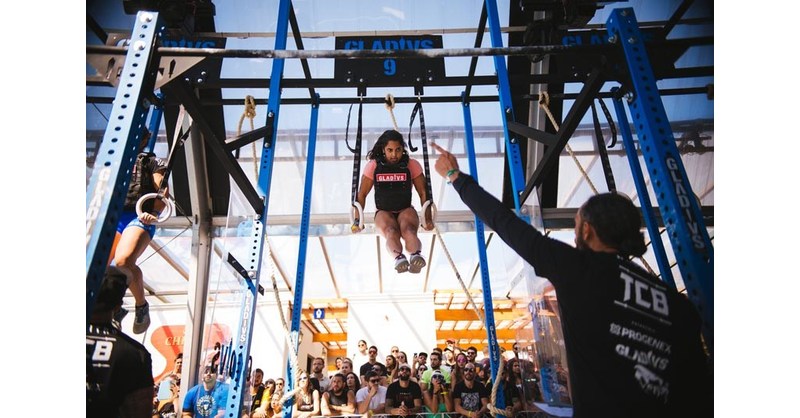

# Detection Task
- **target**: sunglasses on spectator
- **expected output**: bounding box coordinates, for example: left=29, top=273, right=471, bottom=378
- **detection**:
left=464, top=368, right=476, bottom=372
left=370, top=379, right=380, bottom=384
left=399, top=367, right=411, bottom=372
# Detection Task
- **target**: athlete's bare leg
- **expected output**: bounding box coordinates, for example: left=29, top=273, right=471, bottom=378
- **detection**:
left=397, top=207, right=422, bottom=254
left=375, top=210, right=404, bottom=258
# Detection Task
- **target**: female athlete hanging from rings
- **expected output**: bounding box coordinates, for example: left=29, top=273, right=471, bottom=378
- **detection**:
left=354, top=129, right=433, bottom=273
left=111, top=128, right=169, bottom=334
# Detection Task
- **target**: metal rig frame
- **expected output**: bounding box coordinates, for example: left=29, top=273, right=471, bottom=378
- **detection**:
left=86, top=2, right=714, bottom=416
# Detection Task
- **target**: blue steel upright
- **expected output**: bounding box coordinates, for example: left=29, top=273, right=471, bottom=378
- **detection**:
left=611, top=91, right=676, bottom=290
left=85, top=11, right=163, bottom=324
left=223, top=1, right=294, bottom=416
left=484, top=0, right=526, bottom=213
left=144, top=93, right=165, bottom=153
left=606, top=8, right=714, bottom=354
left=460, top=93, right=503, bottom=408
left=284, top=96, right=321, bottom=418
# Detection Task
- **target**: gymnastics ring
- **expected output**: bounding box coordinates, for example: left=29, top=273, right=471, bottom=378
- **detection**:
left=350, top=201, right=365, bottom=233
left=421, top=200, right=437, bottom=229
left=135, top=193, right=174, bottom=224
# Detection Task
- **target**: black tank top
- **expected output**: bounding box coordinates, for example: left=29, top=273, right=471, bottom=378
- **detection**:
left=373, top=154, right=412, bottom=211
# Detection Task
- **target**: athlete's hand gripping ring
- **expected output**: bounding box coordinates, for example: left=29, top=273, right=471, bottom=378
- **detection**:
left=136, top=193, right=174, bottom=223
left=421, top=200, right=437, bottom=230
left=350, top=201, right=365, bottom=233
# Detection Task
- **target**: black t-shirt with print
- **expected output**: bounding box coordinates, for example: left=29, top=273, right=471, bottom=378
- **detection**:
left=452, top=380, right=488, bottom=418
left=87, top=323, right=154, bottom=417
left=385, top=380, right=423, bottom=413
left=452, top=174, right=713, bottom=418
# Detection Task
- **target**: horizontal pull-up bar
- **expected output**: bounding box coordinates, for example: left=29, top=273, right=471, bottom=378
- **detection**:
left=87, top=36, right=711, bottom=60
left=88, top=44, right=584, bottom=59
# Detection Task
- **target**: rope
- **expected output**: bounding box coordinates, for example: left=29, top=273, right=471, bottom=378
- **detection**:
left=262, top=233, right=301, bottom=388
left=237, top=95, right=259, bottom=178
left=385, top=93, right=400, bottom=131
left=540, top=92, right=655, bottom=273
left=433, top=226, right=484, bottom=324
left=487, top=358, right=510, bottom=416
left=538, top=91, right=599, bottom=195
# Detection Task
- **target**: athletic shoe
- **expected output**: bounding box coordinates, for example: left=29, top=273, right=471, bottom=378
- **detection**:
left=394, top=255, right=409, bottom=273
left=133, top=303, right=151, bottom=334
left=409, top=252, right=426, bottom=274
left=113, top=306, right=129, bottom=327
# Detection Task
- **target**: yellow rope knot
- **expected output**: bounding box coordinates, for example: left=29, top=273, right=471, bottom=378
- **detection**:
left=487, top=358, right=510, bottom=416
left=538, top=90, right=550, bottom=108
left=238, top=95, right=257, bottom=135
left=243, top=95, right=257, bottom=119
left=237, top=95, right=259, bottom=177
left=385, top=93, right=400, bottom=131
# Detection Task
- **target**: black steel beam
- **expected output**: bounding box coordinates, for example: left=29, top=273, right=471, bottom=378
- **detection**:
left=87, top=65, right=713, bottom=90
left=87, top=13, right=108, bottom=44
left=520, top=66, right=606, bottom=204
left=224, top=125, right=271, bottom=152
left=464, top=4, right=487, bottom=100
left=288, top=2, right=317, bottom=101
left=164, top=81, right=264, bottom=212
left=88, top=85, right=711, bottom=107
left=541, top=205, right=714, bottom=230
left=507, top=121, right=557, bottom=147
left=662, top=0, right=696, bottom=38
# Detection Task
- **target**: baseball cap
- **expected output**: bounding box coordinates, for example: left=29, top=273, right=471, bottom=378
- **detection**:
left=398, top=363, right=412, bottom=371
left=431, top=370, right=444, bottom=380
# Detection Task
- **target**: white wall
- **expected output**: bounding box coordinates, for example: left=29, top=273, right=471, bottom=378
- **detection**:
left=346, top=293, right=436, bottom=368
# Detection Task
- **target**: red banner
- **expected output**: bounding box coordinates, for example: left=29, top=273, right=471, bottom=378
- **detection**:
left=151, top=323, right=231, bottom=382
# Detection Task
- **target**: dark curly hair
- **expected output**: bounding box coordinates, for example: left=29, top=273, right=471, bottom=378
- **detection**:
left=579, top=192, right=646, bottom=257
left=366, top=129, right=407, bottom=162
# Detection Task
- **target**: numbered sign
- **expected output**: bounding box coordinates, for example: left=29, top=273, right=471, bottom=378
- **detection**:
left=334, top=35, right=446, bottom=85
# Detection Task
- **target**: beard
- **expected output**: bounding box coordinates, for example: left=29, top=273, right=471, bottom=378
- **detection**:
left=399, top=373, right=410, bottom=381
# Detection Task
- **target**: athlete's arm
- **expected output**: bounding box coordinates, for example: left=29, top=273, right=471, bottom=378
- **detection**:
left=356, top=176, right=374, bottom=211
left=412, top=175, right=433, bottom=230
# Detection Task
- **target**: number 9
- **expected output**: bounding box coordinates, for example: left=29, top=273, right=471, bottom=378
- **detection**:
left=383, top=59, right=396, bottom=76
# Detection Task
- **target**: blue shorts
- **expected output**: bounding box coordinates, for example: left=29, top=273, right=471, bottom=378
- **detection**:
left=116, top=211, right=156, bottom=239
